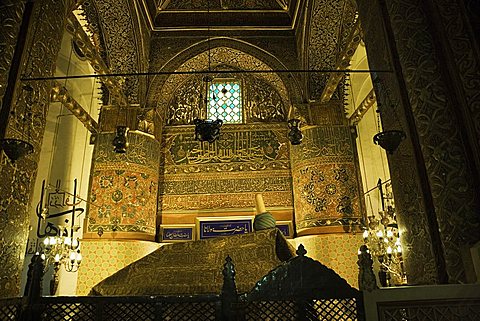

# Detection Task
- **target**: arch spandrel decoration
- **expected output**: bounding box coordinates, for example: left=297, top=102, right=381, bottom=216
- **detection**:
left=154, top=46, right=290, bottom=122
left=165, top=66, right=287, bottom=126
left=147, top=38, right=304, bottom=120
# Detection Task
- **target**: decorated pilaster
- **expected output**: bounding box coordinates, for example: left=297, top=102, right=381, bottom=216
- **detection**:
left=357, top=0, right=480, bottom=284
left=84, top=124, right=160, bottom=241
left=0, top=0, right=76, bottom=298
left=290, top=101, right=363, bottom=235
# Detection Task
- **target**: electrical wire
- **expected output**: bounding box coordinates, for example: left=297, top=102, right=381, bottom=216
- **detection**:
left=21, top=68, right=392, bottom=82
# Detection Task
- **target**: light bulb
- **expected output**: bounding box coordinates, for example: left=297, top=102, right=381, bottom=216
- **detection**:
left=72, top=238, right=79, bottom=248
left=65, top=238, right=72, bottom=246
left=395, top=239, right=401, bottom=246
left=376, top=230, right=384, bottom=238
left=54, top=254, right=60, bottom=262
left=43, top=238, right=49, bottom=246
left=50, top=237, right=57, bottom=245
left=362, top=230, right=369, bottom=239
left=387, top=246, right=393, bottom=254
left=69, top=251, right=76, bottom=261
left=386, top=230, right=394, bottom=238
left=397, top=245, right=402, bottom=253
left=40, top=253, right=46, bottom=261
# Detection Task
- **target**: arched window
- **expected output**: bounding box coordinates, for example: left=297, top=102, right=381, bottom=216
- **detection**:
left=207, top=79, right=242, bottom=124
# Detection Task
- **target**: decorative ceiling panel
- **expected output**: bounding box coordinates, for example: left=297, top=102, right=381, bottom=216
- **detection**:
left=162, top=0, right=288, bottom=10
left=144, top=0, right=299, bottom=28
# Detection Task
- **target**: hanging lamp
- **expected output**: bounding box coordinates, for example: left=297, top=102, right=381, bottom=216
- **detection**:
left=1, top=85, right=35, bottom=162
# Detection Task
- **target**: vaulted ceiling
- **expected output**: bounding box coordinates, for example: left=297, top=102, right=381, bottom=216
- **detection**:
left=82, top=0, right=359, bottom=106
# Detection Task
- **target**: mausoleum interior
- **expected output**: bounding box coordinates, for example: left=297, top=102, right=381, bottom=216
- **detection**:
left=0, top=0, right=479, bottom=319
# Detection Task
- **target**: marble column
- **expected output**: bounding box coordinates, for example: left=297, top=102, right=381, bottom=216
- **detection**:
left=0, top=0, right=76, bottom=298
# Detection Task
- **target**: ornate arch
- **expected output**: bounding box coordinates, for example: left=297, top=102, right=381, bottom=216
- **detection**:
left=147, top=37, right=304, bottom=121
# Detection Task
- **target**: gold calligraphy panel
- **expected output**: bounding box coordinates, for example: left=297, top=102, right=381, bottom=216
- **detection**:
left=159, top=124, right=293, bottom=212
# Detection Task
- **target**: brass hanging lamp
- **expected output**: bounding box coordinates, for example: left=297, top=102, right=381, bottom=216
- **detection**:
left=1, top=85, right=35, bottom=162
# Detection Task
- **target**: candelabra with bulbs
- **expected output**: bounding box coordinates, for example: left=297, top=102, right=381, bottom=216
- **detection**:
left=40, top=225, right=82, bottom=295
left=361, top=179, right=407, bottom=287
left=41, top=227, right=82, bottom=272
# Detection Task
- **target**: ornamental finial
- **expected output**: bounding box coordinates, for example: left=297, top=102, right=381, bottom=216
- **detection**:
left=296, top=244, right=307, bottom=256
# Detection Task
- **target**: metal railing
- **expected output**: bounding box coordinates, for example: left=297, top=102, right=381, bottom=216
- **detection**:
left=363, top=284, right=480, bottom=321
left=2, top=249, right=365, bottom=321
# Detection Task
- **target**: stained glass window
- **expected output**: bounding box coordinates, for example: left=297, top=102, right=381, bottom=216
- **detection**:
left=207, top=81, right=242, bottom=123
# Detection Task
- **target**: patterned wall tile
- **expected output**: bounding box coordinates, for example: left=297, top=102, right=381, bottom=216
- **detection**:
left=76, top=240, right=161, bottom=295
left=293, top=234, right=364, bottom=289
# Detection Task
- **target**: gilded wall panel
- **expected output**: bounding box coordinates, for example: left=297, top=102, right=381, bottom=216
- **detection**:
left=386, top=0, right=480, bottom=283
left=310, top=100, right=347, bottom=126
left=387, top=150, right=439, bottom=284
left=0, top=0, right=74, bottom=298
left=159, top=124, right=293, bottom=211
left=86, top=132, right=160, bottom=238
left=94, top=131, right=161, bottom=169
left=0, top=0, right=25, bottom=109
left=162, top=175, right=291, bottom=195
left=357, top=0, right=480, bottom=283
left=94, top=0, right=140, bottom=103
left=76, top=240, right=161, bottom=295
left=307, top=0, right=356, bottom=100
left=294, top=234, right=364, bottom=288
left=433, top=0, right=480, bottom=176
left=161, top=192, right=293, bottom=212
left=291, top=126, right=362, bottom=231
left=166, top=73, right=286, bottom=126
left=291, top=126, right=355, bottom=163
left=163, top=0, right=284, bottom=10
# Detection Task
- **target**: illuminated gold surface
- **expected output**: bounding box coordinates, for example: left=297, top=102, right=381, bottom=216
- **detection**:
left=91, top=228, right=295, bottom=295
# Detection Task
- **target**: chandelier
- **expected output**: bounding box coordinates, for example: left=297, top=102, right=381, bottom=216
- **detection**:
left=41, top=229, right=82, bottom=272
left=361, top=179, right=406, bottom=287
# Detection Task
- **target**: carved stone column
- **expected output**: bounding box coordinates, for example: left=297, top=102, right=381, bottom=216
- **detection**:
left=357, top=0, right=480, bottom=284
left=0, top=0, right=75, bottom=298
